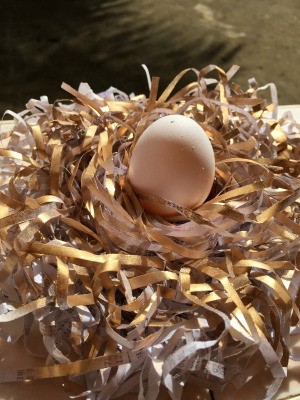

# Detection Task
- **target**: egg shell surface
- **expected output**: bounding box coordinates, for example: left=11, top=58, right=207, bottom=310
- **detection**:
left=128, top=114, right=215, bottom=218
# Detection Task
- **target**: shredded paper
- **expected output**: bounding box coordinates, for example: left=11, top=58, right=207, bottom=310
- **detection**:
left=0, top=65, right=300, bottom=399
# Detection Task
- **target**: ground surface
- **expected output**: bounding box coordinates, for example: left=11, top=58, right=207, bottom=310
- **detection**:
left=1, top=0, right=299, bottom=113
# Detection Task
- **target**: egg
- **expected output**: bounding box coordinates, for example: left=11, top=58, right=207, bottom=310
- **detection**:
left=128, top=114, right=215, bottom=218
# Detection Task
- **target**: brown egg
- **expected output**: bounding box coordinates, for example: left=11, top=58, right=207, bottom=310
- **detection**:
left=128, top=115, right=215, bottom=218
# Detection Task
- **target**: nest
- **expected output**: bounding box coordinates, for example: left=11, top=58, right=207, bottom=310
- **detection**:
left=0, top=65, right=300, bottom=400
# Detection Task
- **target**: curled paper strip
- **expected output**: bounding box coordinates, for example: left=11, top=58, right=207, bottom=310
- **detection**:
left=0, top=65, right=300, bottom=400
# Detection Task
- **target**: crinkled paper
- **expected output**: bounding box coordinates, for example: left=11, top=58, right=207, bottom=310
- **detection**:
left=0, top=65, right=300, bottom=400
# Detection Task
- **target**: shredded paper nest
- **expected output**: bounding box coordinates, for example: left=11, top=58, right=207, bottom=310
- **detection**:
left=0, top=65, right=300, bottom=400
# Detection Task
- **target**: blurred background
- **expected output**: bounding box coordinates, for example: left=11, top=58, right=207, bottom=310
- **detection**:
left=1, top=0, right=299, bottom=114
